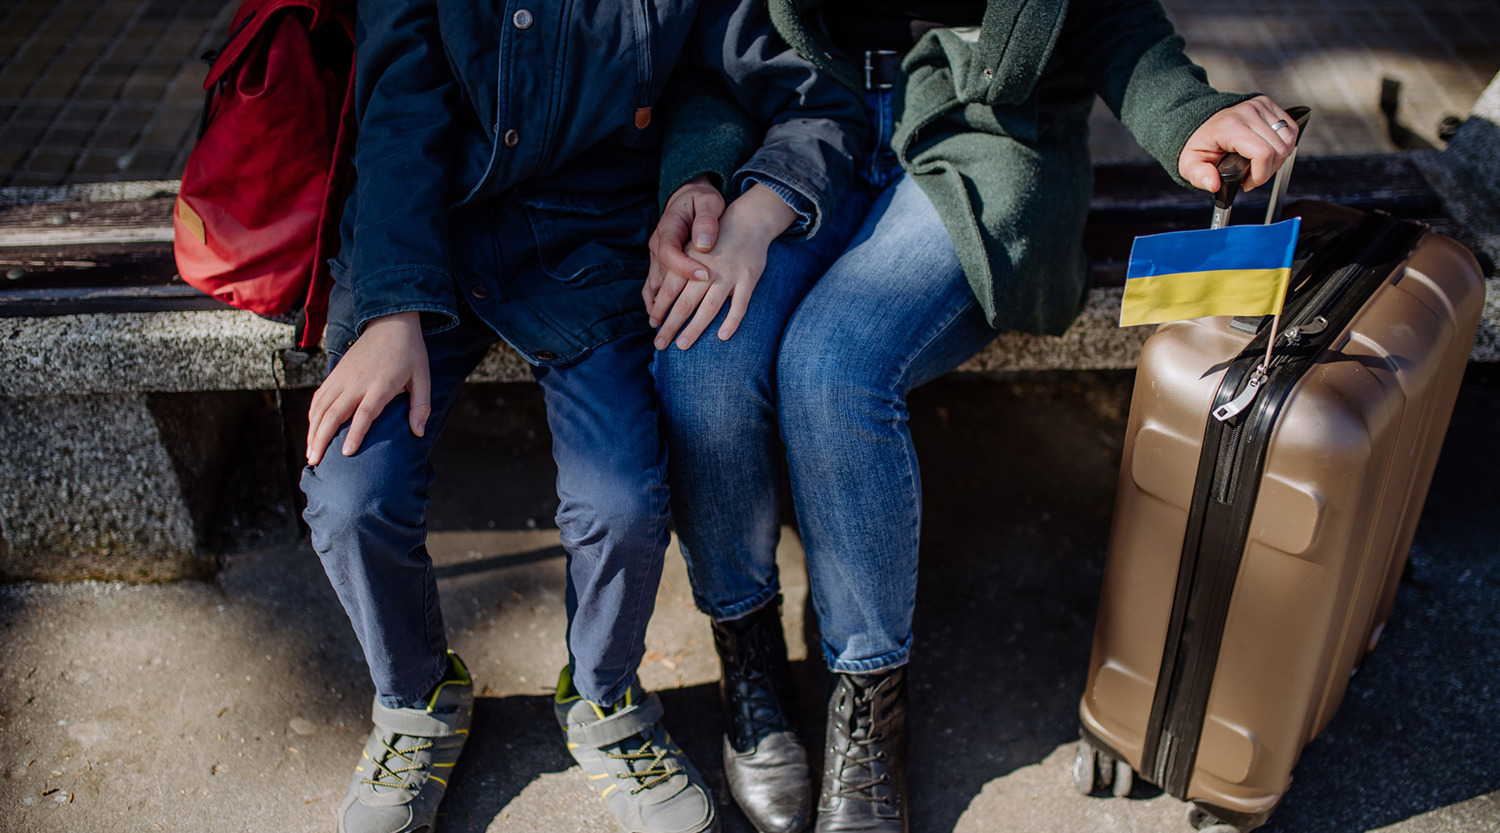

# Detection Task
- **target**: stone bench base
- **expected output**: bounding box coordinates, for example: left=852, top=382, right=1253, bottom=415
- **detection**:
left=3, top=280, right=1496, bottom=582
left=1, top=392, right=253, bottom=581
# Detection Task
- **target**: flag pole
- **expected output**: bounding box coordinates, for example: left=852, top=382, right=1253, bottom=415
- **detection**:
left=1259, top=142, right=1300, bottom=371
left=1262, top=314, right=1279, bottom=370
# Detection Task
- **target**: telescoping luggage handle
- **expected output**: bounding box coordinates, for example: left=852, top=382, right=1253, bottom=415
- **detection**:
left=1209, top=106, right=1312, bottom=423
left=1210, top=106, right=1312, bottom=230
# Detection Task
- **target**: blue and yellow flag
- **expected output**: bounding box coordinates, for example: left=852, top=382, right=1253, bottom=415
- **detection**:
left=1119, top=218, right=1301, bottom=327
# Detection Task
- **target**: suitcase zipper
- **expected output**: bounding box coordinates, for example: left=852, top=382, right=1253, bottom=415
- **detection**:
left=1209, top=312, right=1326, bottom=501
left=1208, top=210, right=1396, bottom=496
left=1140, top=212, right=1425, bottom=799
left=1212, top=218, right=1373, bottom=424
left=1211, top=368, right=1265, bottom=423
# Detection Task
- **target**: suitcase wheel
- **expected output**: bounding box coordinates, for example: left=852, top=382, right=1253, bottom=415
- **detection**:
left=1071, top=740, right=1098, bottom=795
left=1111, top=759, right=1133, bottom=798
left=1072, top=739, right=1133, bottom=797
left=1187, top=803, right=1242, bottom=833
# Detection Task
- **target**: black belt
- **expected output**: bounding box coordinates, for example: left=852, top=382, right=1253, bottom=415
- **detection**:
left=863, top=50, right=903, bottom=91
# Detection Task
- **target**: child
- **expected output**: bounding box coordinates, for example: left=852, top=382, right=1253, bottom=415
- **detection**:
left=297, top=2, right=863, bottom=832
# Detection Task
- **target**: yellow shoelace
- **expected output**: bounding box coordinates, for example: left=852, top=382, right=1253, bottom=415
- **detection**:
left=362, top=736, right=434, bottom=789
left=607, top=740, right=678, bottom=794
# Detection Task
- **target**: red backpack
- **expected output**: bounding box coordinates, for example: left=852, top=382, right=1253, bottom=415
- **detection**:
left=174, top=0, right=355, bottom=350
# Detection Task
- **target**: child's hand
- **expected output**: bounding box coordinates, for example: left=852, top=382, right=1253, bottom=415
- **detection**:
left=306, top=311, right=429, bottom=465
left=1179, top=95, right=1299, bottom=193
left=645, top=176, right=723, bottom=319
left=650, top=183, right=796, bottom=350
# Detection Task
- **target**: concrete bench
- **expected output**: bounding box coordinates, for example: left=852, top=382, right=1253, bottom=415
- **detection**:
left=4, top=146, right=1497, bottom=582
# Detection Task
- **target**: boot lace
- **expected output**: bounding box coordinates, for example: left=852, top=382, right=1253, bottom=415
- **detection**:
left=728, top=632, right=791, bottom=740
left=362, top=734, right=434, bottom=790
left=827, top=686, right=892, bottom=804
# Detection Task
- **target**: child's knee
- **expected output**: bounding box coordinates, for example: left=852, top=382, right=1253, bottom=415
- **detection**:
left=556, top=475, right=668, bottom=555
left=301, top=444, right=427, bottom=550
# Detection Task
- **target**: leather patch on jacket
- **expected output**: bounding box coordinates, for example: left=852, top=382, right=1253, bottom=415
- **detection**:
left=176, top=196, right=206, bottom=245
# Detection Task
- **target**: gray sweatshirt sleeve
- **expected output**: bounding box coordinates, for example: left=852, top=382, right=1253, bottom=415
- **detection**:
left=687, top=0, right=867, bottom=239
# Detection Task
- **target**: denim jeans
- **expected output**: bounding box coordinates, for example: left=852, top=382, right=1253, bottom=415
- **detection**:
left=655, top=91, right=998, bottom=673
left=303, top=295, right=668, bottom=709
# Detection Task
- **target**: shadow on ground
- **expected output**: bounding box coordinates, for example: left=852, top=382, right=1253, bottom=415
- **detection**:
left=1256, top=367, right=1500, bottom=832
left=899, top=373, right=1132, bottom=832
left=826, top=369, right=1497, bottom=832
left=381, top=370, right=1500, bottom=832
left=3, top=371, right=1497, bottom=832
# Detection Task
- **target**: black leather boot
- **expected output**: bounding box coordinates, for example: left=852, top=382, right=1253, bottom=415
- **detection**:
left=712, top=597, right=813, bottom=833
left=814, top=666, right=908, bottom=833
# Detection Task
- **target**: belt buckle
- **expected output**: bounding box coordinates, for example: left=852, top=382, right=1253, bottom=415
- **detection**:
left=863, top=49, right=899, bottom=91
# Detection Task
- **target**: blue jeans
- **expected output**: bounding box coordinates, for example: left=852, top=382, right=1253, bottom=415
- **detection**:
left=303, top=300, right=668, bottom=709
left=655, top=92, right=998, bottom=673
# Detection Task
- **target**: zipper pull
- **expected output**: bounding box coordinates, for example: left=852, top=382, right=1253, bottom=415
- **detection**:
left=1280, top=315, right=1329, bottom=347
left=1214, top=366, right=1267, bottom=422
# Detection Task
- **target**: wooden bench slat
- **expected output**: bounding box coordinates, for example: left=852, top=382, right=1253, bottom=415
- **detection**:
left=0, top=285, right=231, bottom=316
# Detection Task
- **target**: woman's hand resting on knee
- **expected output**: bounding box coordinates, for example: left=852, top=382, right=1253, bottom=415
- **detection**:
left=644, top=177, right=795, bottom=350
left=646, top=174, right=723, bottom=301
left=305, top=311, right=430, bottom=466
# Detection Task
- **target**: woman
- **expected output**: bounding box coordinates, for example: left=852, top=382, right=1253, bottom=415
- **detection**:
left=649, top=2, right=1299, bottom=831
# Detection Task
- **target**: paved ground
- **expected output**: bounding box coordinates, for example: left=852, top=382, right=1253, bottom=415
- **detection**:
left=2, top=370, right=1497, bottom=833
left=1140, top=0, right=1500, bottom=158
left=0, top=0, right=231, bottom=188
left=1, top=0, right=1499, bottom=186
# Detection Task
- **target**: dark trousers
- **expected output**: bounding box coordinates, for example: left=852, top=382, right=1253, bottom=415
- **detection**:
left=302, top=308, right=669, bottom=709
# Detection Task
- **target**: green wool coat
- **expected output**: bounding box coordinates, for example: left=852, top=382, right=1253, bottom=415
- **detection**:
left=662, top=0, right=1251, bottom=335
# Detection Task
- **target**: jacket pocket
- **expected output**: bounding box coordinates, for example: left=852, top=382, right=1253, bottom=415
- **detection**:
left=518, top=190, right=652, bottom=285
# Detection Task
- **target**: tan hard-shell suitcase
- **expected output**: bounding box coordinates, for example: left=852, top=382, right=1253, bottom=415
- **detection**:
left=1074, top=198, right=1485, bottom=832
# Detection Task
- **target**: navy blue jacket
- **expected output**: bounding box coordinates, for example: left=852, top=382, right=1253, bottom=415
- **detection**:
left=328, top=0, right=864, bottom=364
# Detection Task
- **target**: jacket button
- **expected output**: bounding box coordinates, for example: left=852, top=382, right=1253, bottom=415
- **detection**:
left=512, top=9, right=533, bottom=29
left=470, top=285, right=490, bottom=300
left=503, top=128, right=520, bottom=147
left=535, top=350, right=558, bottom=361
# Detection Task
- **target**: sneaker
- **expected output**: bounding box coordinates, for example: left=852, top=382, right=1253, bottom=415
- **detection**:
left=337, top=652, right=474, bottom=833
left=554, top=666, right=718, bottom=833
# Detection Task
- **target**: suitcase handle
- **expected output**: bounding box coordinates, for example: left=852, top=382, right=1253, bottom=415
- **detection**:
left=1213, top=154, right=1251, bottom=211
left=1211, top=107, right=1313, bottom=385
left=1211, top=106, right=1312, bottom=229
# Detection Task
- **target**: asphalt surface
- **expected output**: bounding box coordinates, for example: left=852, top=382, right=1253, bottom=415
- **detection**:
left=2, top=369, right=1498, bottom=832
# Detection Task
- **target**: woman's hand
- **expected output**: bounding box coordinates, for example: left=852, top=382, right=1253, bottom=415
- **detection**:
left=649, top=183, right=797, bottom=350
left=644, top=175, right=725, bottom=321
left=1179, top=95, right=1299, bottom=193
left=306, top=311, right=430, bottom=465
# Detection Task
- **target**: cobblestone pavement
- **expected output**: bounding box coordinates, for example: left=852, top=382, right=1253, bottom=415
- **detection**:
left=0, top=0, right=232, bottom=188
left=1, top=0, right=1498, bottom=186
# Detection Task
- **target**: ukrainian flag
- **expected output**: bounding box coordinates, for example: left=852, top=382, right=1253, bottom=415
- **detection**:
left=1119, top=218, right=1301, bottom=327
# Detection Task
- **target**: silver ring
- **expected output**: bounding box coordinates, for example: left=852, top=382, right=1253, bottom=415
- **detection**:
left=1270, top=119, right=1289, bottom=132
